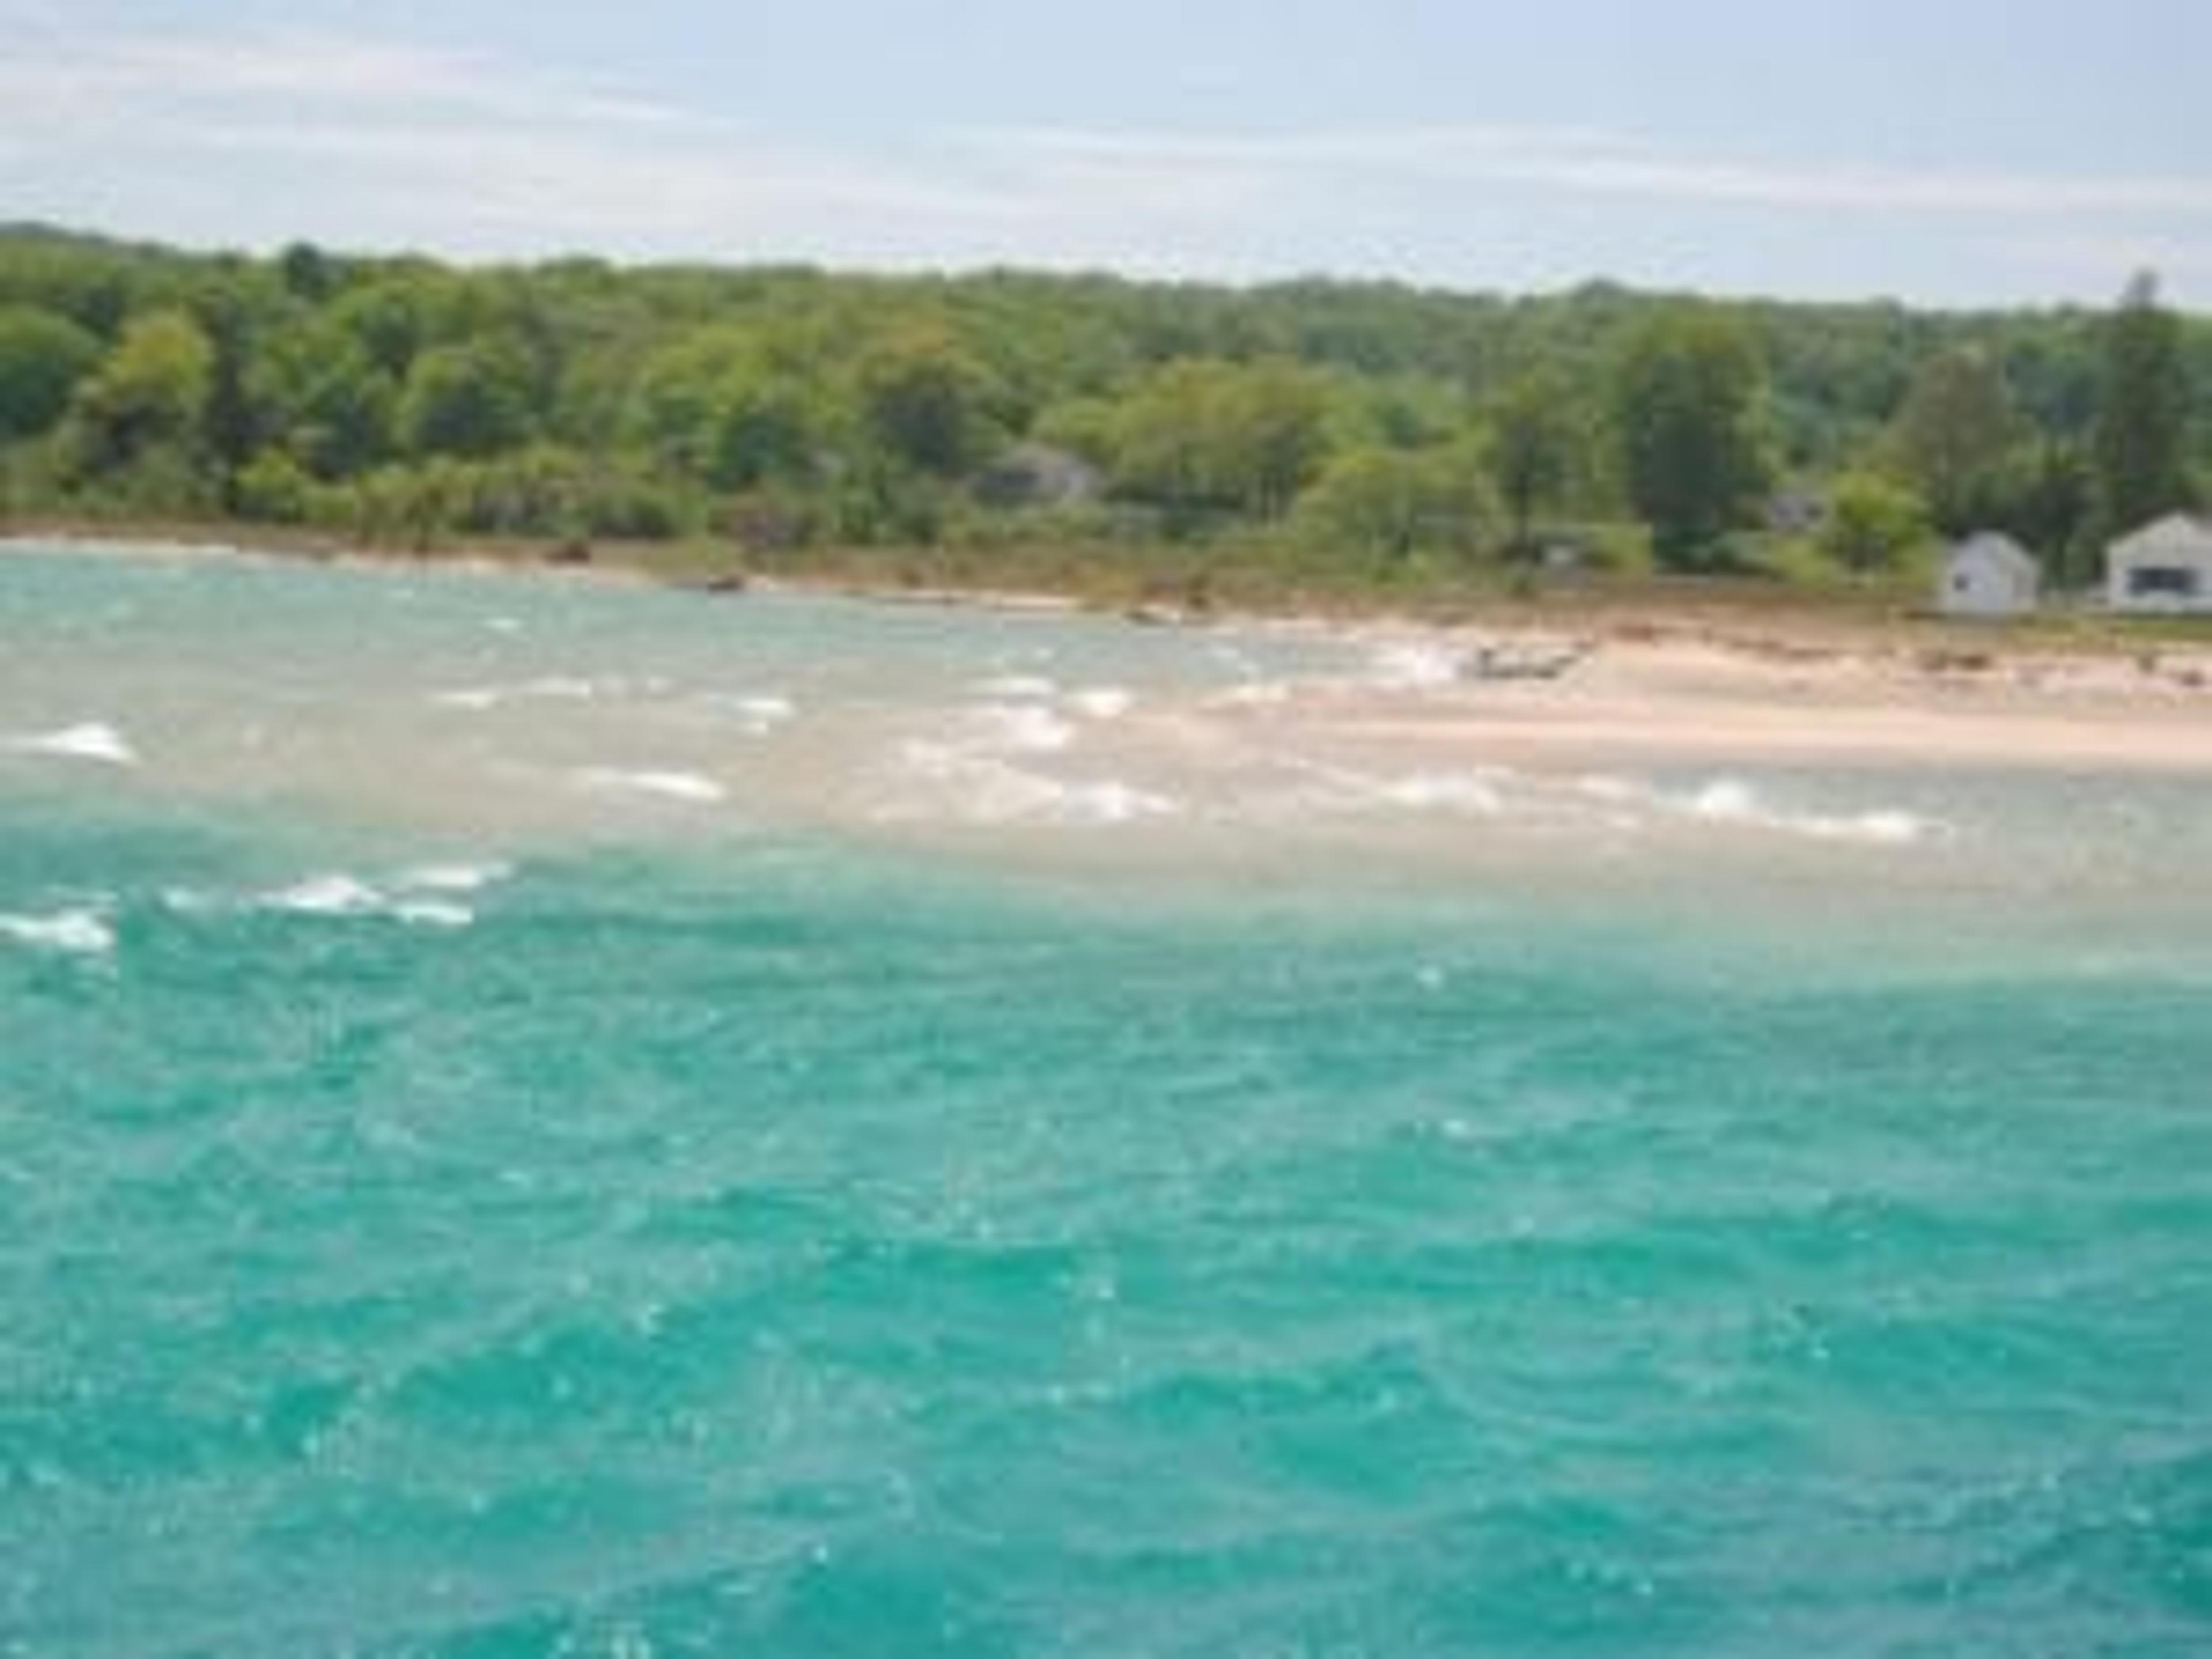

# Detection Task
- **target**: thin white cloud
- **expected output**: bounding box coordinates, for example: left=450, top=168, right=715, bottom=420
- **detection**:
left=0, top=17, right=714, bottom=135
left=3, top=11, right=2205, bottom=300
left=0, top=14, right=1017, bottom=257
left=968, top=123, right=2212, bottom=219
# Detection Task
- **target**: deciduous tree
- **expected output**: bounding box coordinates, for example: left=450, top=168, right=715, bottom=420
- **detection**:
left=0, top=305, right=101, bottom=441
left=1485, top=370, right=1578, bottom=558
left=1612, top=308, right=1769, bottom=569
left=1886, top=348, right=2014, bottom=535
left=2094, top=271, right=2193, bottom=532
left=1820, top=471, right=1929, bottom=577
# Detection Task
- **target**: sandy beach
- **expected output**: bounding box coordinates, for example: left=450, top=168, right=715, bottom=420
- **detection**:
left=1262, top=621, right=2212, bottom=777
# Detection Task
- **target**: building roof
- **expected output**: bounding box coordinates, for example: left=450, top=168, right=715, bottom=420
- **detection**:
left=1949, top=531, right=2037, bottom=576
left=2109, top=513, right=2212, bottom=563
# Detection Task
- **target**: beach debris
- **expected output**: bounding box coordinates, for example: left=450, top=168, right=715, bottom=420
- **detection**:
left=1461, top=636, right=1593, bottom=681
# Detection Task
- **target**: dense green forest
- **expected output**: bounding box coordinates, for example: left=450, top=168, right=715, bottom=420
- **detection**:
left=1, top=224, right=2203, bottom=597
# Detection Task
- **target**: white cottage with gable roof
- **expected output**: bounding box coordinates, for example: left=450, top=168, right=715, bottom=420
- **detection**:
left=2107, top=514, right=2212, bottom=614
left=1938, top=531, right=2039, bottom=619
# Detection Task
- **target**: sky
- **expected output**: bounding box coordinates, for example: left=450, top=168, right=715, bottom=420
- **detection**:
left=3, top=0, right=2210, bottom=307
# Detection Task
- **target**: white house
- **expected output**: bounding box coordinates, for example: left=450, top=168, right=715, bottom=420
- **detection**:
left=2107, top=513, right=2212, bottom=614
left=1939, top=531, right=2040, bottom=619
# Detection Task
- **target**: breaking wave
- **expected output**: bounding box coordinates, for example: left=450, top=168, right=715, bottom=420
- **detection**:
left=573, top=768, right=729, bottom=805
left=0, top=908, right=116, bottom=955
left=10, top=722, right=138, bottom=766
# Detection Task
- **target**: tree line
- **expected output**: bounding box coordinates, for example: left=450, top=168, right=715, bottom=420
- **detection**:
left=0, top=224, right=2201, bottom=585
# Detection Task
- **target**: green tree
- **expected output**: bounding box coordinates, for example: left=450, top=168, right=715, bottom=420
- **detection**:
left=1612, top=308, right=1769, bottom=569
left=1484, top=370, right=1578, bottom=557
left=191, top=290, right=259, bottom=514
left=1108, top=359, right=1333, bottom=527
left=1294, top=444, right=1495, bottom=564
left=2094, top=271, right=2192, bottom=532
left=1819, top=471, right=1930, bottom=577
left=56, top=308, right=215, bottom=482
left=248, top=320, right=397, bottom=478
left=1219, top=361, right=1334, bottom=520
left=628, top=328, right=817, bottom=490
left=856, top=328, right=996, bottom=478
left=397, top=341, right=535, bottom=459
left=0, top=304, right=101, bottom=441
left=1885, top=348, right=2015, bottom=535
left=1986, top=438, right=2094, bottom=585
left=234, top=447, right=319, bottom=523
left=278, top=241, right=338, bottom=304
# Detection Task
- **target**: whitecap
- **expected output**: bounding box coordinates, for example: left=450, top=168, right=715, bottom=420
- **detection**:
left=391, top=899, right=474, bottom=929
left=433, top=687, right=505, bottom=712
left=972, top=675, right=1059, bottom=700
left=523, top=675, right=602, bottom=700
left=1843, top=810, right=1930, bottom=847
left=1209, top=681, right=1293, bottom=710
left=696, top=692, right=796, bottom=734
left=575, top=768, right=728, bottom=805
left=1685, top=778, right=1763, bottom=823
left=1056, top=780, right=1180, bottom=825
left=395, top=861, right=513, bottom=895
left=259, top=874, right=388, bottom=916
left=1066, top=687, right=1135, bottom=721
left=972, top=704, right=1075, bottom=754
left=0, top=909, right=115, bottom=955
left=433, top=675, right=601, bottom=713
left=889, top=744, right=1176, bottom=827
left=1673, top=778, right=1940, bottom=846
left=240, top=869, right=490, bottom=927
left=1369, top=643, right=1464, bottom=690
left=12, top=722, right=138, bottom=766
left=1377, top=771, right=1505, bottom=815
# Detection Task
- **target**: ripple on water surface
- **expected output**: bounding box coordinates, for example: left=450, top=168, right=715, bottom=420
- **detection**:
left=2, top=542, right=2210, bottom=1654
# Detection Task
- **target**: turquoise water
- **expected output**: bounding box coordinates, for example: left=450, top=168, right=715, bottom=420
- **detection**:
left=4, top=544, right=2211, bottom=1655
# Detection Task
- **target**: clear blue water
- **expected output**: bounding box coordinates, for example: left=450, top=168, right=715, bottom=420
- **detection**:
left=3, top=544, right=2210, bottom=1655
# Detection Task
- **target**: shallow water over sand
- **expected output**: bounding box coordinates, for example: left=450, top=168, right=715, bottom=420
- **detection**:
left=5, top=541, right=2209, bottom=911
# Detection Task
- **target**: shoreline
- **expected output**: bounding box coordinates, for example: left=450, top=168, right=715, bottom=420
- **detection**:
left=6, top=518, right=2210, bottom=781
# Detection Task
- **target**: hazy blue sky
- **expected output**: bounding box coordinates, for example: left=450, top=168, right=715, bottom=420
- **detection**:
left=5, top=0, right=2209, bottom=304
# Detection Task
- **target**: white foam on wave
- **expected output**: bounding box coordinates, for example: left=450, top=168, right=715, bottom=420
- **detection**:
left=395, top=861, right=513, bottom=895
left=1377, top=771, right=1506, bottom=815
left=202, top=861, right=512, bottom=928
left=12, top=722, right=138, bottom=766
left=1677, top=777, right=1941, bottom=847
left=433, top=687, right=505, bottom=712
left=1277, top=756, right=1507, bottom=819
left=697, top=692, right=796, bottom=735
left=575, top=768, right=728, bottom=805
left=1061, top=779, right=1180, bottom=825
left=389, top=899, right=475, bottom=929
left=434, top=675, right=665, bottom=713
left=1066, top=687, right=1135, bottom=721
left=1369, top=643, right=1464, bottom=690
left=432, top=687, right=504, bottom=712
left=260, top=874, right=388, bottom=916
left=973, top=674, right=1059, bottom=700
left=892, top=741, right=1178, bottom=827
left=1209, top=681, right=1293, bottom=710
left=0, top=908, right=115, bottom=955
left=972, top=703, right=1076, bottom=754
